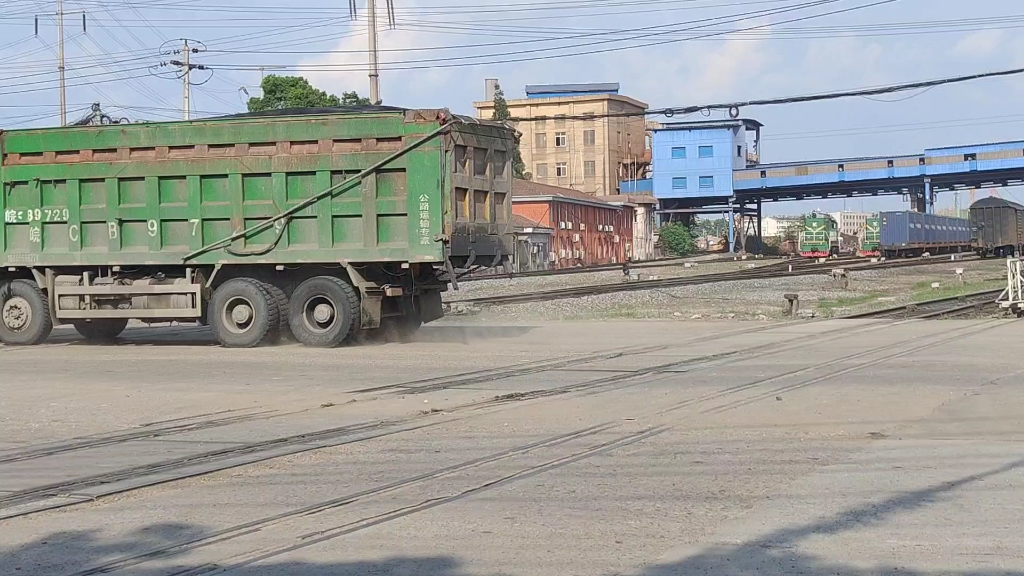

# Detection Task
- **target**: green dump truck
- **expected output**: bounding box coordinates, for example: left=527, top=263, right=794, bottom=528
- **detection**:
left=0, top=107, right=515, bottom=347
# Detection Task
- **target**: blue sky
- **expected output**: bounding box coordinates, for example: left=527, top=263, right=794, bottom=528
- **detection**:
left=2, top=0, right=1022, bottom=214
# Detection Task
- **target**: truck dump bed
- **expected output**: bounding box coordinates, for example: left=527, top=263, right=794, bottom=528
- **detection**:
left=1, top=107, right=514, bottom=268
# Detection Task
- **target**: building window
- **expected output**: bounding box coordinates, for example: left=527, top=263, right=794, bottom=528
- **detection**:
left=554, top=114, right=567, bottom=126
left=535, top=163, right=548, bottom=178
left=737, top=145, right=743, bottom=158
left=555, top=162, right=568, bottom=177
left=672, top=177, right=687, bottom=189
left=535, top=132, right=548, bottom=148
left=699, top=176, right=714, bottom=189
left=555, top=132, right=568, bottom=148
left=698, top=146, right=714, bottom=158
left=671, top=147, right=686, bottom=159
left=583, top=130, right=596, bottom=146
left=584, top=160, right=596, bottom=177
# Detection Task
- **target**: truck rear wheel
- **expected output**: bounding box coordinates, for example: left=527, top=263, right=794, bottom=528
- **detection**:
left=73, top=319, right=129, bottom=342
left=261, top=282, right=292, bottom=342
left=288, top=276, right=358, bottom=348
left=0, top=279, right=54, bottom=346
left=209, top=278, right=280, bottom=348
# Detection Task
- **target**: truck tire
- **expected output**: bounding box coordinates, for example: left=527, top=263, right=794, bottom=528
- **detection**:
left=261, top=282, right=292, bottom=342
left=73, top=319, right=129, bottom=342
left=288, top=276, right=358, bottom=348
left=0, top=279, right=54, bottom=346
left=209, top=278, right=279, bottom=348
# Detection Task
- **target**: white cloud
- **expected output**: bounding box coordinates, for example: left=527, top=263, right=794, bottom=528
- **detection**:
left=952, top=29, right=1005, bottom=59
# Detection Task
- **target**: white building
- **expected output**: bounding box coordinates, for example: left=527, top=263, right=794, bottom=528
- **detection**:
left=762, top=216, right=803, bottom=239
left=606, top=194, right=657, bottom=261
left=829, top=211, right=873, bottom=237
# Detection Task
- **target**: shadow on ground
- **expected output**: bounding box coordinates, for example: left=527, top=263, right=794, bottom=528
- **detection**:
left=0, top=523, right=466, bottom=575
left=642, top=453, right=1024, bottom=576
left=4, top=455, right=1023, bottom=575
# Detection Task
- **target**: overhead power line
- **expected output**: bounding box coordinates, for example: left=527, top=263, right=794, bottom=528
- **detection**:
left=508, top=66, right=1024, bottom=122
left=205, top=0, right=891, bottom=73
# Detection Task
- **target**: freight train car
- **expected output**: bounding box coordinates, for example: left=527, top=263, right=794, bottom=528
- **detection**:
left=878, top=211, right=970, bottom=258
left=798, top=213, right=839, bottom=258
left=857, top=217, right=880, bottom=257
left=969, top=197, right=1024, bottom=258
left=0, top=107, right=516, bottom=347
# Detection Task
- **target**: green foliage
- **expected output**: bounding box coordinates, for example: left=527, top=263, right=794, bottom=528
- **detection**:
left=691, top=217, right=728, bottom=238
left=246, top=75, right=370, bottom=112
left=659, top=223, right=696, bottom=256
left=490, top=82, right=529, bottom=180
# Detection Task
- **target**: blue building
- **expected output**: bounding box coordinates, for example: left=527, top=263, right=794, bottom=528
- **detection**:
left=652, top=119, right=762, bottom=201
left=649, top=119, right=763, bottom=248
left=626, top=113, right=1024, bottom=253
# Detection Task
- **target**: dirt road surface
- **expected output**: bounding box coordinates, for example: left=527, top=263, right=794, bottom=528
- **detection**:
left=1, top=319, right=1022, bottom=575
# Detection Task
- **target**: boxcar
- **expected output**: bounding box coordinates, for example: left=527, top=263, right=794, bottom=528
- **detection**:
left=969, top=197, right=1024, bottom=258
left=878, top=211, right=970, bottom=258
left=798, top=213, right=839, bottom=258
left=0, top=107, right=516, bottom=347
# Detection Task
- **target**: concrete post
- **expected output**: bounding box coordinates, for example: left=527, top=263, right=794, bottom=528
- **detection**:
left=727, top=199, right=736, bottom=254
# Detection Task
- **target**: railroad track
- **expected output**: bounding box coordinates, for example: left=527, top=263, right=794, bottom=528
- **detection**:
left=844, top=288, right=1004, bottom=320
left=0, top=309, right=995, bottom=524
left=0, top=316, right=914, bottom=521
left=451, top=255, right=978, bottom=307
left=62, top=319, right=1008, bottom=576
left=460, top=253, right=849, bottom=282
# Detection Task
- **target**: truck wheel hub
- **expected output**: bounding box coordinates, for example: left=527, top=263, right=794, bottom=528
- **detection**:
left=313, top=303, right=334, bottom=323
left=231, top=304, right=253, bottom=325
left=222, top=296, right=255, bottom=334
left=2, top=297, right=32, bottom=331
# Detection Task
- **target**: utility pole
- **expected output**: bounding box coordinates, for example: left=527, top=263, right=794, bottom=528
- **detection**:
left=367, top=0, right=381, bottom=104
left=57, top=0, right=65, bottom=125
left=36, top=2, right=83, bottom=125
left=182, top=39, right=190, bottom=120
left=162, top=39, right=207, bottom=120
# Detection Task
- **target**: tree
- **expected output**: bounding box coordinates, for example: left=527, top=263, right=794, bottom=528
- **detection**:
left=659, top=223, right=696, bottom=256
left=691, top=216, right=728, bottom=239
left=246, top=75, right=370, bottom=112
left=490, top=82, right=529, bottom=180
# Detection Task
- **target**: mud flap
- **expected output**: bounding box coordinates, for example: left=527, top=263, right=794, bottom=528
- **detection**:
left=417, top=291, right=444, bottom=324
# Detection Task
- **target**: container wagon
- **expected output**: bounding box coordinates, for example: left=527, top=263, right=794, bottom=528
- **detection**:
left=798, top=213, right=839, bottom=258
left=0, top=107, right=515, bottom=347
left=857, top=216, right=880, bottom=257
left=878, top=211, right=970, bottom=258
left=969, top=197, right=1024, bottom=258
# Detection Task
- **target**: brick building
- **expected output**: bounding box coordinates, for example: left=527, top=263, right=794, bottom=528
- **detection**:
left=474, top=82, right=648, bottom=196
left=512, top=179, right=635, bottom=268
